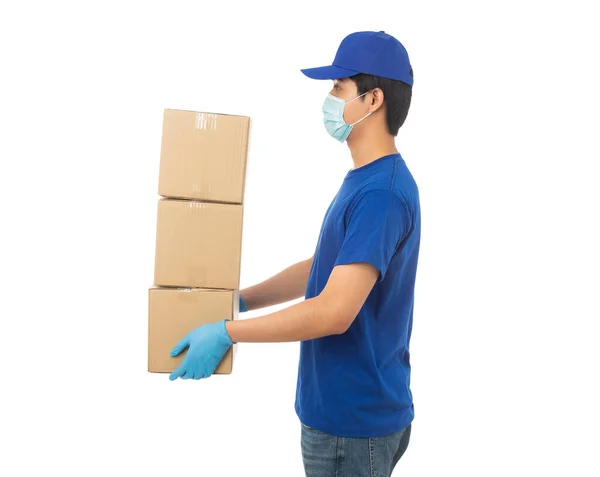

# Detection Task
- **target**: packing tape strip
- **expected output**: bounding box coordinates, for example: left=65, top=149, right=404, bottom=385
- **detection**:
left=195, top=112, right=217, bottom=131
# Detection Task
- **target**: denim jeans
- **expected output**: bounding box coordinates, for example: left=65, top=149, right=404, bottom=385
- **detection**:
left=300, top=421, right=411, bottom=477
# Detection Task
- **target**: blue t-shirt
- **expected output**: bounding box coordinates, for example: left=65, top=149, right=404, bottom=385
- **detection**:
left=294, top=153, right=421, bottom=438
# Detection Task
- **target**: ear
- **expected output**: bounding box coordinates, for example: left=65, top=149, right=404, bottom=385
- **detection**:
left=370, top=88, right=385, bottom=112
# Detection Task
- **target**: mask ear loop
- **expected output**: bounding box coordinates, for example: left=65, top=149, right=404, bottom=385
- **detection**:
left=347, top=89, right=376, bottom=126
left=345, top=89, right=372, bottom=105
left=350, top=110, right=373, bottom=127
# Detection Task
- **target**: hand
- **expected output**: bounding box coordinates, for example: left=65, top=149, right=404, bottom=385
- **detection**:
left=239, top=294, right=248, bottom=313
left=169, top=319, right=233, bottom=381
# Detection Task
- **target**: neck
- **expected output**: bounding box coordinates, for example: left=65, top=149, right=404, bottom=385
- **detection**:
left=347, top=127, right=398, bottom=170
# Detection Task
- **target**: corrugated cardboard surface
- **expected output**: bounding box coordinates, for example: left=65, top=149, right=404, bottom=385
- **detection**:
left=158, top=109, right=250, bottom=204
left=148, top=287, right=239, bottom=374
left=154, top=198, right=243, bottom=289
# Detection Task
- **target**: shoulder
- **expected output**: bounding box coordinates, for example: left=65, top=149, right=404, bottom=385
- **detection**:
left=349, top=188, right=409, bottom=215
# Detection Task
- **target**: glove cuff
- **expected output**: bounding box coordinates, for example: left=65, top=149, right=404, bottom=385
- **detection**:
left=239, top=295, right=249, bottom=313
left=223, top=318, right=236, bottom=345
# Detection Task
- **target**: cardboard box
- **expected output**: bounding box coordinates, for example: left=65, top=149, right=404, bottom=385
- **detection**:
left=154, top=198, right=243, bottom=289
left=148, top=287, right=239, bottom=374
left=158, top=109, right=250, bottom=204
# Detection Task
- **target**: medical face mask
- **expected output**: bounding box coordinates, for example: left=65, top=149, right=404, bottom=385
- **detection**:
left=322, top=90, right=373, bottom=142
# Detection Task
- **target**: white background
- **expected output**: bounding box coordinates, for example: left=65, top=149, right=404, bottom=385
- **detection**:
left=1, top=1, right=599, bottom=476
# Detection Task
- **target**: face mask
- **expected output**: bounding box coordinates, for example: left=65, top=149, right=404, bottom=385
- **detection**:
left=322, top=90, right=373, bottom=142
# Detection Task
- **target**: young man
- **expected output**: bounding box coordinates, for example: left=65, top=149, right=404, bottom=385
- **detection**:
left=169, top=31, right=421, bottom=477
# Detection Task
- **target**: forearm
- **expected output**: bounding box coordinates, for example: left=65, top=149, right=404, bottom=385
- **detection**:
left=239, top=257, right=313, bottom=311
left=225, top=296, right=341, bottom=343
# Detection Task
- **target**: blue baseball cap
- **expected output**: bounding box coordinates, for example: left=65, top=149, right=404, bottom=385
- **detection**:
left=301, top=31, right=413, bottom=86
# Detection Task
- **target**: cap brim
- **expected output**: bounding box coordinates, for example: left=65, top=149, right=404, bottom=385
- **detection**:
left=300, top=64, right=359, bottom=80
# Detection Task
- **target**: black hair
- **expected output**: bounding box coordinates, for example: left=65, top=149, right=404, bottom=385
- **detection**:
left=345, top=70, right=413, bottom=136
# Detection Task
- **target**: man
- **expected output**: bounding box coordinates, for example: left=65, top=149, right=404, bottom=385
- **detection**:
left=169, top=31, right=421, bottom=477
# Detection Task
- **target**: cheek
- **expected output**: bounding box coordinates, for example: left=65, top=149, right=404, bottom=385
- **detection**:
left=343, top=103, right=360, bottom=125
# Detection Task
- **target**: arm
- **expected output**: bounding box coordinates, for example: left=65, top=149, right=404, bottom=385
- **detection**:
left=169, top=191, right=408, bottom=379
left=239, top=256, right=313, bottom=311
left=226, top=262, right=379, bottom=342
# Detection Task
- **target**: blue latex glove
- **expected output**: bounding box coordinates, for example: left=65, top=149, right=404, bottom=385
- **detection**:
left=239, top=294, right=248, bottom=313
left=169, top=319, right=233, bottom=381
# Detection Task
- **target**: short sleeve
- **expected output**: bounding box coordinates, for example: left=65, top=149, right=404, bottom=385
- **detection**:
left=334, top=190, right=411, bottom=282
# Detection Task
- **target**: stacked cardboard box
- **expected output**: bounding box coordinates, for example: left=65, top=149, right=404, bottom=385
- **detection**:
left=148, top=109, right=251, bottom=375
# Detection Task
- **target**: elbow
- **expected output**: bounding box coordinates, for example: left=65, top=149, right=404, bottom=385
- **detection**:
left=331, top=320, right=350, bottom=335
left=317, top=296, right=352, bottom=335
